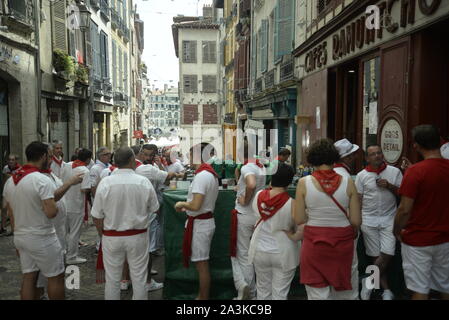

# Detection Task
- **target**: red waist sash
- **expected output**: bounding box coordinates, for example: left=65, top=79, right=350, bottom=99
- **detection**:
left=183, top=212, right=213, bottom=268
left=102, top=229, right=147, bottom=237
left=300, top=225, right=354, bottom=291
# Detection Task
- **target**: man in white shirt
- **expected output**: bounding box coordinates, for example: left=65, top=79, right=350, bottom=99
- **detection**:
left=50, top=140, right=65, bottom=179
left=89, top=146, right=112, bottom=197
left=334, top=138, right=360, bottom=178
left=92, top=147, right=159, bottom=300
left=61, top=148, right=92, bottom=264
left=2, top=153, right=21, bottom=235
left=7, top=141, right=64, bottom=299
left=356, top=144, right=402, bottom=300
left=175, top=142, right=219, bottom=300
left=231, top=140, right=266, bottom=300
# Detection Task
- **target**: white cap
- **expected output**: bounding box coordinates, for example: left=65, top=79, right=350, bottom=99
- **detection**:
left=334, top=138, right=360, bottom=158
left=441, top=142, right=449, bottom=160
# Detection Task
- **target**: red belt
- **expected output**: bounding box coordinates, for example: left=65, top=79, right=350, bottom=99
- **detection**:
left=183, top=212, right=213, bottom=268
left=103, top=229, right=147, bottom=237
left=230, top=209, right=239, bottom=257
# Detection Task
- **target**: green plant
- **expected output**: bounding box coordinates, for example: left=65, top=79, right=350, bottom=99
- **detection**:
left=75, top=64, right=89, bottom=84
left=53, top=49, right=75, bottom=77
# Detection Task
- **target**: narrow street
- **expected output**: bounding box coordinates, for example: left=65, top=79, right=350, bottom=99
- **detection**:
left=0, top=224, right=165, bottom=300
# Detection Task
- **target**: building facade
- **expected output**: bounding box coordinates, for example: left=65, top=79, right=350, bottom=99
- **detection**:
left=293, top=0, right=449, bottom=167
left=146, top=86, right=180, bottom=137
left=172, top=8, right=222, bottom=156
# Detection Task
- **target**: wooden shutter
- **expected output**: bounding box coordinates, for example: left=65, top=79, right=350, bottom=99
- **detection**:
left=100, top=32, right=106, bottom=79
left=203, top=41, right=216, bottom=63
left=124, top=52, right=128, bottom=95
left=52, top=0, right=68, bottom=52
left=273, top=2, right=279, bottom=62
left=85, top=23, right=92, bottom=67
left=203, top=75, right=216, bottom=93
left=277, top=0, right=294, bottom=57
left=261, top=19, right=268, bottom=72
left=112, top=41, right=117, bottom=90
left=251, top=31, right=257, bottom=85
left=118, top=47, right=122, bottom=92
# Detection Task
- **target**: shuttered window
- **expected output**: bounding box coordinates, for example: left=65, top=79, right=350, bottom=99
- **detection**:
left=112, top=41, right=117, bottom=90
left=100, top=31, right=109, bottom=79
left=118, top=47, right=123, bottom=92
left=203, top=75, right=216, bottom=93
left=251, top=31, right=257, bottom=86
left=202, top=41, right=216, bottom=63
left=51, top=0, right=68, bottom=52
left=274, top=0, right=295, bottom=62
left=261, top=20, right=268, bottom=73
left=183, top=75, right=198, bottom=93
left=124, top=52, right=128, bottom=95
left=90, top=22, right=101, bottom=79
left=9, top=0, right=27, bottom=20
left=182, top=41, right=197, bottom=63
left=85, top=21, right=93, bottom=67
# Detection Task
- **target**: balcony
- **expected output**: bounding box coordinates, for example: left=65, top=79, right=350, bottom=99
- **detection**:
left=280, top=60, right=294, bottom=83
left=93, top=80, right=103, bottom=97
left=90, top=0, right=100, bottom=10
left=117, top=17, right=124, bottom=36
left=123, top=26, right=130, bottom=43
left=103, top=81, right=113, bottom=99
left=100, top=0, right=110, bottom=21
left=264, top=69, right=275, bottom=89
left=111, top=9, right=119, bottom=30
left=4, top=0, right=34, bottom=34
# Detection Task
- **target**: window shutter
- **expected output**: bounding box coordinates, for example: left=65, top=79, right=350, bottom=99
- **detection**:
left=261, top=19, right=268, bottom=72
left=112, top=41, right=116, bottom=90
left=257, top=28, right=262, bottom=74
left=69, top=30, right=76, bottom=57
left=203, top=75, right=216, bottom=93
left=85, top=23, right=92, bottom=67
left=52, top=0, right=68, bottom=52
left=203, top=41, right=216, bottom=63
left=251, top=31, right=257, bottom=85
left=118, top=48, right=122, bottom=92
left=100, top=32, right=106, bottom=79
left=277, top=0, right=295, bottom=57
left=124, top=53, right=128, bottom=95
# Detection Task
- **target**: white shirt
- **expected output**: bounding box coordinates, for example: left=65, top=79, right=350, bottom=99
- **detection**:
left=235, top=163, right=266, bottom=214
left=100, top=167, right=116, bottom=179
left=91, top=169, right=159, bottom=231
left=9, top=172, right=57, bottom=236
left=167, top=160, right=184, bottom=174
left=334, top=166, right=351, bottom=179
left=355, top=165, right=403, bottom=228
left=249, top=190, right=300, bottom=271
left=50, top=156, right=65, bottom=179
left=44, top=172, right=67, bottom=216
left=2, top=165, right=20, bottom=175
left=61, top=165, right=91, bottom=213
left=136, top=164, right=168, bottom=204
left=90, top=161, right=110, bottom=188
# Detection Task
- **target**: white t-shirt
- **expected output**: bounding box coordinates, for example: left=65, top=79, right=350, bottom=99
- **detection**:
left=91, top=169, right=159, bottom=231
left=50, top=157, right=65, bottom=179
left=100, top=167, right=116, bottom=179
left=167, top=160, right=184, bottom=174
left=136, top=164, right=168, bottom=204
left=44, top=172, right=67, bottom=215
left=61, top=165, right=91, bottom=213
left=334, top=166, right=351, bottom=179
left=355, top=165, right=403, bottom=228
left=235, top=163, right=266, bottom=214
left=89, top=161, right=110, bottom=188
left=9, top=172, right=57, bottom=236
left=2, top=165, right=20, bottom=175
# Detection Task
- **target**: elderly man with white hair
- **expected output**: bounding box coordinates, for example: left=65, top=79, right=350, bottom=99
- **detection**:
left=50, top=140, right=65, bottom=179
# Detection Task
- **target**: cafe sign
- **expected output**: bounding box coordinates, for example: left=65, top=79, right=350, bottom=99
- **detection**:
left=380, top=118, right=403, bottom=163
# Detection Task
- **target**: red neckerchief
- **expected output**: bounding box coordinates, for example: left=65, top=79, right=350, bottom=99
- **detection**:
left=244, top=158, right=264, bottom=168
left=12, top=164, right=40, bottom=185
left=334, top=163, right=351, bottom=174
left=52, top=155, right=63, bottom=167
left=8, top=164, right=21, bottom=172
left=39, top=168, right=52, bottom=174
left=72, top=160, right=87, bottom=169
left=256, top=189, right=290, bottom=227
left=195, top=163, right=218, bottom=178
left=365, top=161, right=387, bottom=175
left=135, top=160, right=143, bottom=168
left=312, top=170, right=342, bottom=196
left=109, top=165, right=117, bottom=172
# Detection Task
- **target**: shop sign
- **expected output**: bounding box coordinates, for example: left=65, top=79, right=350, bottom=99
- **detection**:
left=380, top=118, right=403, bottom=163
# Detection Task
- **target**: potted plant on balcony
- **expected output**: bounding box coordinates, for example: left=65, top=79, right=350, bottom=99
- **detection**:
left=53, top=49, right=75, bottom=82
left=75, top=64, right=89, bottom=86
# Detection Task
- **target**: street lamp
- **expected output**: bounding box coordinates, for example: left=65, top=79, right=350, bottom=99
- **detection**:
left=78, top=2, right=91, bottom=32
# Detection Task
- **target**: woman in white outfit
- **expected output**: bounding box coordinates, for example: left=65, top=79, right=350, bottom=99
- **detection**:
left=249, top=163, right=303, bottom=300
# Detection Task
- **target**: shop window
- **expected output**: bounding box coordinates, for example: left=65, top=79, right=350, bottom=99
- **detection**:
left=362, top=57, right=380, bottom=151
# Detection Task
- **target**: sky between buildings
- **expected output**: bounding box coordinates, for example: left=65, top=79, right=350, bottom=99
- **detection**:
left=135, top=0, right=213, bottom=90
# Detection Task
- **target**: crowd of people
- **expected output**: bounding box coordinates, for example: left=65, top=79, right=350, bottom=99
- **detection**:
left=1, top=124, right=448, bottom=301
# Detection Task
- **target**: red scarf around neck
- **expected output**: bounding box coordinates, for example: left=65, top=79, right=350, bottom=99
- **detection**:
left=72, top=160, right=87, bottom=169
left=52, top=155, right=63, bottom=167
left=334, top=163, right=351, bottom=174
left=312, top=170, right=342, bottom=196
left=244, top=158, right=264, bottom=168
left=365, top=161, right=387, bottom=175
left=39, top=168, right=52, bottom=174
left=195, top=163, right=218, bottom=178
left=256, top=188, right=290, bottom=226
left=109, top=165, right=117, bottom=172
left=12, top=164, right=40, bottom=185
left=135, top=159, right=143, bottom=168
left=8, top=163, right=21, bottom=172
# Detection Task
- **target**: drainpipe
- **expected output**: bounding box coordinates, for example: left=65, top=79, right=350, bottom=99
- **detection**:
left=34, top=0, right=44, bottom=140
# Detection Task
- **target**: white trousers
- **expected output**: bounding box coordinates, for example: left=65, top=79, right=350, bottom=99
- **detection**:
left=306, top=237, right=359, bottom=300
left=53, top=209, right=67, bottom=253
left=66, top=212, right=83, bottom=260
left=253, top=251, right=296, bottom=300
left=102, top=232, right=149, bottom=300
left=231, top=214, right=256, bottom=298
left=149, top=212, right=159, bottom=253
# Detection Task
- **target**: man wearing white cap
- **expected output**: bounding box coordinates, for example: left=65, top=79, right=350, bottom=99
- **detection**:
left=333, top=139, right=360, bottom=178
left=333, top=138, right=360, bottom=300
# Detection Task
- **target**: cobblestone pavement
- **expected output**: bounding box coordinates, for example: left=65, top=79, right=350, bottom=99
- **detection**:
left=0, top=224, right=165, bottom=300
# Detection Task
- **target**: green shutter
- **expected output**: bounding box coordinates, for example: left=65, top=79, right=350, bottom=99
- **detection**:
left=261, top=19, right=268, bottom=73
left=51, top=0, right=67, bottom=52
left=273, top=2, right=279, bottom=62
left=277, top=0, right=295, bottom=57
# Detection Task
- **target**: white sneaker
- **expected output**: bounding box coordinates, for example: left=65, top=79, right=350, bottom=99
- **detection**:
left=382, top=290, right=394, bottom=300
left=236, top=285, right=250, bottom=300
left=120, top=280, right=130, bottom=291
left=360, top=281, right=373, bottom=300
left=146, top=279, right=163, bottom=292
left=150, top=269, right=158, bottom=276
left=66, top=256, right=87, bottom=265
